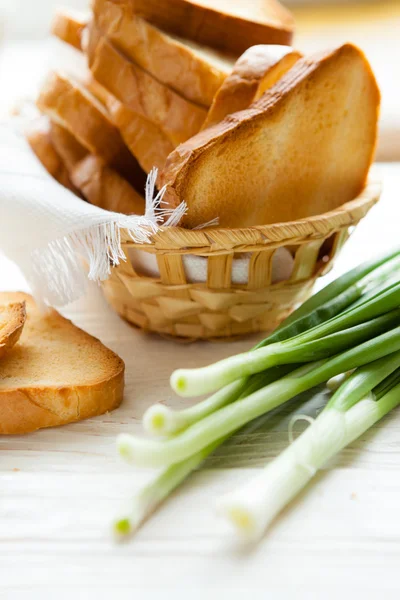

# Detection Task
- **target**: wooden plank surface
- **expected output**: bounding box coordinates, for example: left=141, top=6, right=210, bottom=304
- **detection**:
left=0, top=165, right=399, bottom=598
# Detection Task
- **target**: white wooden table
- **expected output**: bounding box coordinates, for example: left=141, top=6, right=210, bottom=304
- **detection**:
left=0, top=164, right=399, bottom=599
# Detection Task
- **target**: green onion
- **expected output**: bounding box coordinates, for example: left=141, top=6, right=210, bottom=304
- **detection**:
left=118, top=327, right=400, bottom=468
left=263, top=250, right=400, bottom=346
left=171, top=288, right=400, bottom=397
left=115, top=250, right=400, bottom=540
left=216, top=353, right=400, bottom=541
left=114, top=437, right=224, bottom=538
left=143, top=367, right=294, bottom=437
left=143, top=380, right=248, bottom=437
left=277, top=247, right=400, bottom=325
left=147, top=310, right=399, bottom=434
left=115, top=368, right=294, bottom=536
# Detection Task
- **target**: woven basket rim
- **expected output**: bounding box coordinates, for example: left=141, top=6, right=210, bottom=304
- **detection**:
left=122, top=179, right=381, bottom=253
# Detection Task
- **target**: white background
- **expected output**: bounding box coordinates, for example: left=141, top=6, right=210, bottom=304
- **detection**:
left=0, top=0, right=89, bottom=39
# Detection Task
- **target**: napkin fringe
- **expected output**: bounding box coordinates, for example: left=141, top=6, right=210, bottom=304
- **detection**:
left=27, top=168, right=187, bottom=306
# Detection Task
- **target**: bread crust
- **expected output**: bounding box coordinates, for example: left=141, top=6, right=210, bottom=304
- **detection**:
left=51, top=8, right=89, bottom=50
left=0, top=293, right=124, bottom=434
left=107, top=98, right=174, bottom=173
left=26, top=118, right=78, bottom=191
left=161, top=44, right=380, bottom=228
left=71, top=154, right=145, bottom=214
left=92, top=0, right=234, bottom=107
left=50, top=122, right=88, bottom=171
left=88, top=29, right=207, bottom=145
left=0, top=302, right=26, bottom=361
left=50, top=124, right=144, bottom=214
left=202, top=45, right=302, bottom=129
left=37, top=71, right=128, bottom=163
left=37, top=71, right=146, bottom=191
left=116, top=0, right=294, bottom=55
left=0, top=376, right=124, bottom=435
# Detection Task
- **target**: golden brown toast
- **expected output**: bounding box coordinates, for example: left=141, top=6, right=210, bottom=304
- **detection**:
left=92, top=0, right=235, bottom=107
left=0, top=301, right=26, bottom=361
left=87, top=29, right=207, bottom=145
left=117, top=0, right=294, bottom=54
left=50, top=123, right=145, bottom=215
left=36, top=71, right=146, bottom=190
left=51, top=7, right=89, bottom=50
left=202, top=45, right=302, bottom=129
left=0, top=293, right=124, bottom=434
left=161, top=44, right=380, bottom=229
left=107, top=98, right=174, bottom=174
left=71, top=154, right=145, bottom=215
left=26, top=117, right=78, bottom=192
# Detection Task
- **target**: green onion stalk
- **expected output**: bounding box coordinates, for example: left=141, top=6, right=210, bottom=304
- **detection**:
left=114, top=368, right=291, bottom=536
left=216, top=354, right=400, bottom=541
left=118, top=327, right=400, bottom=469
left=144, top=367, right=295, bottom=437
left=171, top=283, right=400, bottom=397
left=114, top=438, right=224, bottom=538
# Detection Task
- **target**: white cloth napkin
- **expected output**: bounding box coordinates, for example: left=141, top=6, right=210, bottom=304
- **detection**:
left=0, top=121, right=184, bottom=306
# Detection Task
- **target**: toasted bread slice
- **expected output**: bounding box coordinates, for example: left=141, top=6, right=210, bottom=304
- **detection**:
left=92, top=0, right=235, bottom=107
left=37, top=70, right=128, bottom=163
left=107, top=98, right=174, bottom=173
left=88, top=30, right=207, bottom=145
left=64, top=39, right=173, bottom=173
left=50, top=122, right=88, bottom=171
left=71, top=155, right=145, bottom=214
left=26, top=117, right=78, bottom=191
left=202, top=45, right=302, bottom=129
left=51, top=7, right=89, bottom=50
left=0, top=292, right=124, bottom=434
left=162, top=44, right=380, bottom=229
left=37, top=71, right=146, bottom=190
left=120, top=0, right=294, bottom=55
left=50, top=124, right=145, bottom=214
left=0, top=301, right=26, bottom=361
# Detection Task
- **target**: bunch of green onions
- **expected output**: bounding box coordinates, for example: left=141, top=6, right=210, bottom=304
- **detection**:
left=114, top=248, right=400, bottom=541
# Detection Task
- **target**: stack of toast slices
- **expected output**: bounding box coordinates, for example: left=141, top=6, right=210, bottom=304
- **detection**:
left=29, top=0, right=379, bottom=230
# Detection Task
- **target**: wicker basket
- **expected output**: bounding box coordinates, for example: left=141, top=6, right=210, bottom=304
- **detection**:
left=102, top=181, right=381, bottom=340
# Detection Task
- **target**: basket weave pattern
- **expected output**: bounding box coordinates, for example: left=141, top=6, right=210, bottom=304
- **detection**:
left=102, top=182, right=380, bottom=339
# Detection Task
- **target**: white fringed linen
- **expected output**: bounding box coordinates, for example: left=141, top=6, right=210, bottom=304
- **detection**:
left=0, top=122, right=185, bottom=306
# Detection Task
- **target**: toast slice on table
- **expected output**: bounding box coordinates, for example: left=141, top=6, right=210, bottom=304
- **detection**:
left=161, top=44, right=380, bottom=229
left=50, top=124, right=145, bottom=215
left=51, top=7, right=89, bottom=50
left=108, top=99, right=174, bottom=173
left=202, top=45, right=302, bottom=129
left=36, top=71, right=146, bottom=190
left=26, top=117, right=79, bottom=192
left=0, top=301, right=26, bottom=361
left=88, top=29, right=207, bottom=145
left=92, top=0, right=235, bottom=107
left=0, top=292, right=124, bottom=434
left=119, top=0, right=294, bottom=55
